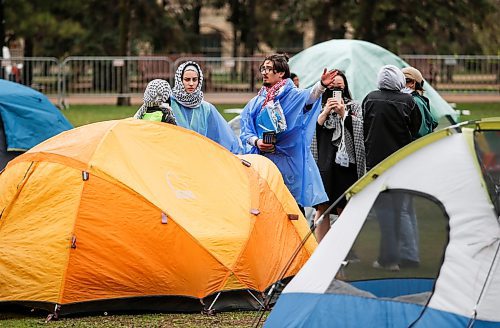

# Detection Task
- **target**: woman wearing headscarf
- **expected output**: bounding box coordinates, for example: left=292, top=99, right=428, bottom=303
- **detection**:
left=314, top=70, right=366, bottom=242
left=134, top=79, right=177, bottom=125
left=171, top=61, right=242, bottom=154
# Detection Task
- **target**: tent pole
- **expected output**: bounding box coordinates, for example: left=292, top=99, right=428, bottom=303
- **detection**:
left=252, top=192, right=348, bottom=327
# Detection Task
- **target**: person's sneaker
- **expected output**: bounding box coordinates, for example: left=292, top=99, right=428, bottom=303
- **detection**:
left=346, top=250, right=361, bottom=263
left=372, top=260, right=400, bottom=272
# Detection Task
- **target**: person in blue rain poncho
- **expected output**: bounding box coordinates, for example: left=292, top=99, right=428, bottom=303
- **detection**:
left=240, top=53, right=337, bottom=211
left=171, top=61, right=242, bottom=154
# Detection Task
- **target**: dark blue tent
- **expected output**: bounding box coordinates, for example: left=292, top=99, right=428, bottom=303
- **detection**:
left=0, top=79, right=72, bottom=169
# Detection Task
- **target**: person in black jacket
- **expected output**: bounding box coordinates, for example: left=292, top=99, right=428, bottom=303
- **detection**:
left=362, top=65, right=421, bottom=271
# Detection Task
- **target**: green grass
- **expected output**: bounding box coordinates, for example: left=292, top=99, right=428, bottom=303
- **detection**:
left=455, top=102, right=500, bottom=121
left=0, top=311, right=267, bottom=328
left=62, top=104, right=245, bottom=127
left=61, top=102, right=500, bottom=128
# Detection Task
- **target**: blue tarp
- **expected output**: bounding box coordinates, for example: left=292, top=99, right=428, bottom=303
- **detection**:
left=0, top=79, right=72, bottom=152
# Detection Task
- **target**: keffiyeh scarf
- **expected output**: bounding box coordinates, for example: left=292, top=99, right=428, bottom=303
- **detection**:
left=259, top=78, right=288, bottom=109
left=323, top=99, right=366, bottom=178
left=172, top=61, right=204, bottom=108
left=134, top=79, right=176, bottom=124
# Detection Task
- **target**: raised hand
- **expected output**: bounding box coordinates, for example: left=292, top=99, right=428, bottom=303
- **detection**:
left=320, top=68, right=338, bottom=87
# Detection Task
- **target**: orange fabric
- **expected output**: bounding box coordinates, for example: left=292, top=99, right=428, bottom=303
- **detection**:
left=62, top=174, right=228, bottom=302
left=0, top=119, right=316, bottom=306
left=0, top=163, right=82, bottom=303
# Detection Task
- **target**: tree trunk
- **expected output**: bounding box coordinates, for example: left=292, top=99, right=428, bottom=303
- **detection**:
left=0, top=0, right=5, bottom=49
left=355, top=0, right=376, bottom=42
left=191, top=0, right=202, bottom=53
left=117, top=0, right=131, bottom=106
left=313, top=2, right=332, bottom=44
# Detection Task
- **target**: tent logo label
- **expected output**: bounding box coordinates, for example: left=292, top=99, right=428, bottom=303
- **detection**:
left=165, top=172, right=196, bottom=199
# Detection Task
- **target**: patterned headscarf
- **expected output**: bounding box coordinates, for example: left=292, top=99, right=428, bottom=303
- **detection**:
left=172, top=61, right=204, bottom=108
left=134, top=79, right=176, bottom=124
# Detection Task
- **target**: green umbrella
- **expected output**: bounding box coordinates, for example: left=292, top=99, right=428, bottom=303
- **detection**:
left=290, top=39, right=457, bottom=122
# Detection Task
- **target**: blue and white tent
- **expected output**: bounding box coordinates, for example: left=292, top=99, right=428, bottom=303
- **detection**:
left=0, top=79, right=72, bottom=169
left=266, top=118, right=500, bottom=327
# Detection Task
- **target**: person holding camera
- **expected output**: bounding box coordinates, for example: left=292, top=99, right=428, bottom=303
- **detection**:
left=240, top=54, right=337, bottom=212
left=313, top=70, right=366, bottom=242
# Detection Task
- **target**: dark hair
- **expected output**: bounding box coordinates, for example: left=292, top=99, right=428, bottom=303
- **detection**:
left=290, top=73, right=298, bottom=79
left=415, top=80, right=424, bottom=91
left=322, top=70, right=352, bottom=105
left=260, top=53, right=290, bottom=79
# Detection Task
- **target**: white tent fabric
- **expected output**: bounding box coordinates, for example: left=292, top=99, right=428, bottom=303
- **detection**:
left=266, top=120, right=500, bottom=327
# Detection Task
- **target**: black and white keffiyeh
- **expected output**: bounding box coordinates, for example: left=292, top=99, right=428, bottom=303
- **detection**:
left=323, top=99, right=366, bottom=178
left=172, top=61, right=204, bottom=108
left=134, top=79, right=175, bottom=124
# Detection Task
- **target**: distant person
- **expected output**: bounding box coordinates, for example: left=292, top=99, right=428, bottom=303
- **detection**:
left=290, top=73, right=300, bottom=88
left=134, top=79, right=177, bottom=125
left=171, top=61, right=241, bottom=154
left=396, top=66, right=438, bottom=269
left=314, top=70, right=366, bottom=242
left=240, top=53, right=337, bottom=212
left=362, top=64, right=421, bottom=272
left=402, top=67, right=438, bottom=137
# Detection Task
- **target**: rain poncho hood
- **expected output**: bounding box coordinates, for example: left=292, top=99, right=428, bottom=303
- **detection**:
left=377, top=65, right=406, bottom=91
left=240, top=78, right=327, bottom=207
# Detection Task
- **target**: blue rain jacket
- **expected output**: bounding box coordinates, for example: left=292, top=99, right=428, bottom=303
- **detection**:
left=240, top=79, right=328, bottom=207
left=171, top=99, right=242, bottom=154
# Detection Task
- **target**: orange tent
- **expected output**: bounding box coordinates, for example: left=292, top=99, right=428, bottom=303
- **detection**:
left=0, top=119, right=316, bottom=315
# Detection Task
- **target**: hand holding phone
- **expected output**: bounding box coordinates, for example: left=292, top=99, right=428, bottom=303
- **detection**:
left=263, top=131, right=277, bottom=145
left=332, top=90, right=342, bottom=102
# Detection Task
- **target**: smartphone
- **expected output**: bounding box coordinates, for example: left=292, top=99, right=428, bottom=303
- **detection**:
left=263, top=131, right=277, bottom=145
left=332, top=90, right=342, bottom=102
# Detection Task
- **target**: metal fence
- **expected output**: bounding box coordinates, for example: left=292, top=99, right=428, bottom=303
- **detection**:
left=1, top=55, right=498, bottom=106
left=400, top=55, right=499, bottom=93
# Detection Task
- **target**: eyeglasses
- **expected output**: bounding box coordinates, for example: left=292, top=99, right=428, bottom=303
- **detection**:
left=405, top=78, right=414, bottom=83
left=259, top=66, right=274, bottom=74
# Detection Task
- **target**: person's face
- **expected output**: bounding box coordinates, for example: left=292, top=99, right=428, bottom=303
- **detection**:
left=182, top=70, right=199, bottom=93
left=329, top=75, right=345, bottom=90
left=260, top=60, right=284, bottom=87
left=292, top=76, right=299, bottom=87
left=405, top=78, right=416, bottom=90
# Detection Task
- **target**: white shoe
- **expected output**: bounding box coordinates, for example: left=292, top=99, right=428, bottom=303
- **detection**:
left=372, top=260, right=400, bottom=272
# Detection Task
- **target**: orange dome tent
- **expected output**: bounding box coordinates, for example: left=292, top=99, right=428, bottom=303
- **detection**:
left=0, top=119, right=316, bottom=315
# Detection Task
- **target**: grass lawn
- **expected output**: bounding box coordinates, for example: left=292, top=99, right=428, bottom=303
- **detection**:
left=0, top=311, right=267, bottom=328
left=61, top=102, right=500, bottom=127
left=62, top=104, right=244, bottom=127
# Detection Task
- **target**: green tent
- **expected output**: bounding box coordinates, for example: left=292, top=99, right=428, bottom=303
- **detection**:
left=289, top=39, right=457, bottom=123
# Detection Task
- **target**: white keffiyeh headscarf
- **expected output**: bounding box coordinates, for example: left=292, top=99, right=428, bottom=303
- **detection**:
left=133, top=79, right=176, bottom=124
left=172, top=61, right=204, bottom=108
left=134, top=79, right=172, bottom=117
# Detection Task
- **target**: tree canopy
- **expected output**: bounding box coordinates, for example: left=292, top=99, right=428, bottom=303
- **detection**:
left=1, top=0, right=498, bottom=57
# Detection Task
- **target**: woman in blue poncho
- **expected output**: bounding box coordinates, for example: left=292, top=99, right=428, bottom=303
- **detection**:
left=170, top=61, right=241, bottom=154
